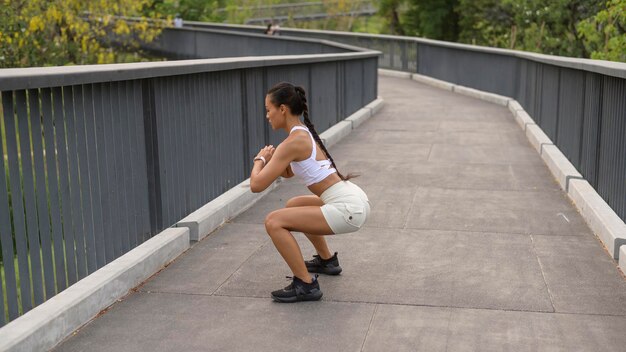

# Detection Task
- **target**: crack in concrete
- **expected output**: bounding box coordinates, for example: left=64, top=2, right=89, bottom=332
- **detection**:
left=359, top=304, right=379, bottom=352
left=530, top=234, right=557, bottom=313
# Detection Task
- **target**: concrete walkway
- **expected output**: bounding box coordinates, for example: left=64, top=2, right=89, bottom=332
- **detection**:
left=55, top=76, right=626, bottom=351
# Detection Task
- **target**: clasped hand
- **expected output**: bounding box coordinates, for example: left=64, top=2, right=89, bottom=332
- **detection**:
left=256, top=145, right=275, bottom=163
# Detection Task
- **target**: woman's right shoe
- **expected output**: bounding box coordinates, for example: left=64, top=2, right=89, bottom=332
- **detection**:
left=271, top=275, right=323, bottom=303
left=305, top=252, right=342, bottom=275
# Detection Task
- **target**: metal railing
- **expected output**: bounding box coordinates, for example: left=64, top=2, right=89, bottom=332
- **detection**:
left=244, top=9, right=377, bottom=25
left=0, top=31, right=379, bottom=326
left=213, top=0, right=376, bottom=25
left=186, top=22, right=626, bottom=228
left=140, top=26, right=357, bottom=59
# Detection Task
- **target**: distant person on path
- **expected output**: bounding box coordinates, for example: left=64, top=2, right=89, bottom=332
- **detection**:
left=264, top=22, right=280, bottom=36
left=174, top=14, right=183, bottom=28
left=271, top=23, right=280, bottom=36
left=250, top=82, right=371, bottom=303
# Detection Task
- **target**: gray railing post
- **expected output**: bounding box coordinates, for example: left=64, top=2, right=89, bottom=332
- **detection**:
left=401, top=40, right=408, bottom=71
left=142, top=79, right=163, bottom=234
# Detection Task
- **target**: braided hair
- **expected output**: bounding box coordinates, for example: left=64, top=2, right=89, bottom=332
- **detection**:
left=267, top=82, right=358, bottom=181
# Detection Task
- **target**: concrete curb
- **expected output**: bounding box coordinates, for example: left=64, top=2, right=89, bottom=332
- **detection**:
left=452, top=85, right=511, bottom=106
left=568, top=180, right=626, bottom=260
left=377, top=68, right=626, bottom=263
left=0, top=227, right=190, bottom=352
left=344, top=108, right=371, bottom=129
left=515, top=110, right=536, bottom=131
left=619, top=246, right=626, bottom=275
left=410, top=74, right=455, bottom=91
left=320, top=121, right=352, bottom=148
left=365, top=97, right=384, bottom=115
left=176, top=98, right=384, bottom=242
left=508, top=100, right=525, bottom=115
left=177, top=179, right=281, bottom=241
left=378, top=68, right=412, bottom=79
left=541, top=145, right=583, bottom=192
left=525, top=124, right=553, bottom=154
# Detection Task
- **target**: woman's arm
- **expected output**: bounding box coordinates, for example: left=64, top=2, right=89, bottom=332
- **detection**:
left=250, top=143, right=293, bottom=193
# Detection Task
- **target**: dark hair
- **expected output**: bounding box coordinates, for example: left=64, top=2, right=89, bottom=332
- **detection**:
left=267, top=81, right=358, bottom=181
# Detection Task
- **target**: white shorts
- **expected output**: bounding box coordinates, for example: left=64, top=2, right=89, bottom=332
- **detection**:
left=320, top=181, right=371, bottom=234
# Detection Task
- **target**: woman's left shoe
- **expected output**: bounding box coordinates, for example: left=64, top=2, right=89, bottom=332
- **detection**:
left=271, top=275, right=323, bottom=303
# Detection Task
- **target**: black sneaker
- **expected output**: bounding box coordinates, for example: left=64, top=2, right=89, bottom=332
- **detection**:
left=271, top=275, right=323, bottom=303
left=305, top=252, right=342, bottom=275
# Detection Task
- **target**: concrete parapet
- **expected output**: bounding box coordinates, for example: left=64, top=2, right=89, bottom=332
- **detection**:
left=320, top=120, right=352, bottom=148
left=177, top=178, right=280, bottom=241
left=345, top=108, right=371, bottom=129
left=452, top=85, right=510, bottom=106
left=0, top=227, right=190, bottom=352
left=568, top=179, right=626, bottom=260
left=378, top=68, right=412, bottom=79
left=525, top=124, right=553, bottom=154
left=541, top=145, right=583, bottom=192
left=619, top=245, right=626, bottom=275
left=508, top=100, right=525, bottom=116
left=515, top=110, right=535, bottom=131
left=410, top=73, right=455, bottom=91
left=365, top=97, right=384, bottom=115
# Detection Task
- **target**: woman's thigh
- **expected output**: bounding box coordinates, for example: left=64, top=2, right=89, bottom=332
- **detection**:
left=285, top=195, right=324, bottom=208
left=266, top=206, right=334, bottom=235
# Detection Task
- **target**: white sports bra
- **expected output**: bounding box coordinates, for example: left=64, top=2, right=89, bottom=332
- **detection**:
left=289, top=125, right=337, bottom=186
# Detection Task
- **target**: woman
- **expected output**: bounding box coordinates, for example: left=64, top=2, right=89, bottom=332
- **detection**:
left=250, top=82, right=371, bottom=303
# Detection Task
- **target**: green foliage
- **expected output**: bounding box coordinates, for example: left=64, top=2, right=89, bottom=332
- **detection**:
left=147, top=0, right=229, bottom=22
left=498, top=0, right=603, bottom=57
left=378, top=0, right=406, bottom=35
left=374, top=0, right=623, bottom=61
left=404, top=0, right=459, bottom=41
left=577, top=0, right=626, bottom=61
left=0, top=0, right=167, bottom=68
left=350, top=15, right=387, bottom=34
left=456, top=0, right=513, bottom=47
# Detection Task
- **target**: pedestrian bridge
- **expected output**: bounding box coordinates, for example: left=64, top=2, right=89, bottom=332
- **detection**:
left=56, top=73, right=626, bottom=351
left=0, top=22, right=625, bottom=352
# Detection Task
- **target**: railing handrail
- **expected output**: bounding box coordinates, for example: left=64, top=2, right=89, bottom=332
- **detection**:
left=168, top=26, right=373, bottom=52
left=104, top=16, right=374, bottom=54
left=0, top=50, right=380, bottom=91
left=244, top=9, right=378, bottom=24
left=216, top=0, right=373, bottom=12
left=185, top=21, right=626, bottom=79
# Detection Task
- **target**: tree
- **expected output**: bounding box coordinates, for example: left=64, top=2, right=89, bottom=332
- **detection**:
left=0, top=0, right=166, bottom=68
left=404, top=0, right=459, bottom=41
left=577, top=0, right=626, bottom=61
left=456, top=0, right=514, bottom=47
left=378, top=0, right=406, bottom=35
left=147, top=0, right=229, bottom=22
left=454, top=0, right=606, bottom=58
left=501, top=0, right=603, bottom=57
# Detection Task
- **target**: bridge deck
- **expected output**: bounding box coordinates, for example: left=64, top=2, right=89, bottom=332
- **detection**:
left=55, top=76, right=626, bottom=351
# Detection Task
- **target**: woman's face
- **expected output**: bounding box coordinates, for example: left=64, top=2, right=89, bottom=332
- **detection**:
left=265, top=95, right=283, bottom=130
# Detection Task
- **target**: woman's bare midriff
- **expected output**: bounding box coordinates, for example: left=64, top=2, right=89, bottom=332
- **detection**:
left=307, top=173, right=342, bottom=198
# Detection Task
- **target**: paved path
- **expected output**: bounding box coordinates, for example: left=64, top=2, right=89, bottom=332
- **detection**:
left=55, top=76, right=626, bottom=351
